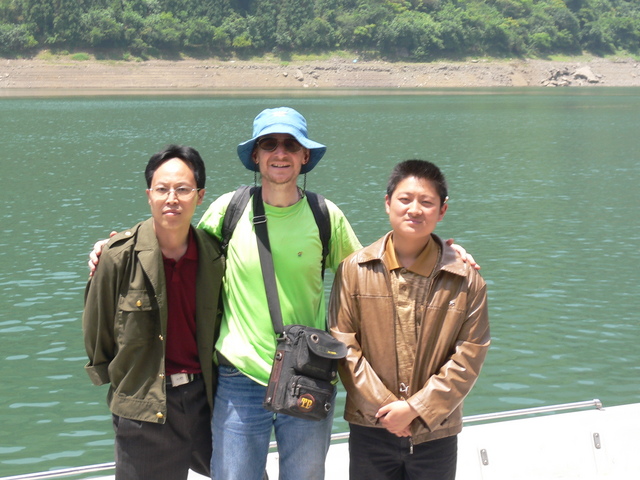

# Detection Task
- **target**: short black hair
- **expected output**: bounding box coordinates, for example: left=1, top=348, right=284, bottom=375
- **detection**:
left=386, top=159, right=448, bottom=205
left=145, top=145, right=206, bottom=189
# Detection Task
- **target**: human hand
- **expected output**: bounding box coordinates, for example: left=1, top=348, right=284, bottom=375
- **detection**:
left=376, top=401, right=417, bottom=437
left=87, top=231, right=117, bottom=276
left=446, top=239, right=480, bottom=270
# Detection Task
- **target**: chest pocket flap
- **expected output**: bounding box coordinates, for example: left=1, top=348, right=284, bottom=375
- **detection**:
left=118, top=290, right=154, bottom=311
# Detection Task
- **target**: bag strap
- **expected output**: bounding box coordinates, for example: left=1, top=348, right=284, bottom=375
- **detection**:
left=221, top=186, right=331, bottom=277
left=220, top=185, right=256, bottom=254
left=228, top=187, right=332, bottom=337
left=252, top=188, right=286, bottom=336
left=306, top=190, right=331, bottom=279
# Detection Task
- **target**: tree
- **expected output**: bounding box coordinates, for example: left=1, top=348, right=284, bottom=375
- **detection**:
left=275, top=0, right=315, bottom=51
left=0, top=22, right=38, bottom=53
left=377, top=10, right=443, bottom=59
left=50, top=0, right=87, bottom=46
left=220, top=13, right=253, bottom=53
left=142, top=11, right=183, bottom=50
left=435, top=3, right=475, bottom=55
left=527, top=0, right=580, bottom=54
left=1, top=0, right=640, bottom=60
left=295, top=17, right=336, bottom=50
left=81, top=8, right=124, bottom=48
left=335, top=0, right=395, bottom=51
left=248, top=0, right=278, bottom=51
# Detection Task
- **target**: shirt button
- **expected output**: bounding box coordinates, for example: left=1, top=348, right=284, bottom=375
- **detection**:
left=159, top=335, right=164, bottom=341
left=136, top=300, right=142, bottom=307
left=156, top=412, right=164, bottom=419
left=159, top=373, right=165, bottom=379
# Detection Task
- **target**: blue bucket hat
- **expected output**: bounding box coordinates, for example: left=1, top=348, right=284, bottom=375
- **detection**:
left=237, top=107, right=327, bottom=174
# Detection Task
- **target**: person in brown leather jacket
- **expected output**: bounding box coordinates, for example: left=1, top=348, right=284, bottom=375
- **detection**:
left=329, top=159, right=490, bottom=480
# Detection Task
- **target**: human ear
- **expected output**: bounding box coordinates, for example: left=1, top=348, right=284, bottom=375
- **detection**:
left=438, top=203, right=448, bottom=221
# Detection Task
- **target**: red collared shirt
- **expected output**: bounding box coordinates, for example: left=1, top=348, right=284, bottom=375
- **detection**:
left=163, top=228, right=201, bottom=375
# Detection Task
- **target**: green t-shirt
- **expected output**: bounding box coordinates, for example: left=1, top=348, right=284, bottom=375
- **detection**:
left=197, top=190, right=361, bottom=385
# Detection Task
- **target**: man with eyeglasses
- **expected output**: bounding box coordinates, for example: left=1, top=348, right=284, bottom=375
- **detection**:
left=82, top=145, right=224, bottom=480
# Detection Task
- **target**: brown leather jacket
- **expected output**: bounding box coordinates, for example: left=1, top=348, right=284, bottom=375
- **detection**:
left=329, top=233, right=490, bottom=444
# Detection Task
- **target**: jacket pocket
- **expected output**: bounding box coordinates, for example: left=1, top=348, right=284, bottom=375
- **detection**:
left=116, top=290, right=159, bottom=345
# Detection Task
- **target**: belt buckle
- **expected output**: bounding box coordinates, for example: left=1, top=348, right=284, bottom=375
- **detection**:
left=169, top=373, right=190, bottom=387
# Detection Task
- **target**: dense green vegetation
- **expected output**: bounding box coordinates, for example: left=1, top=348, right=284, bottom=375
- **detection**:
left=1, top=0, right=639, bottom=60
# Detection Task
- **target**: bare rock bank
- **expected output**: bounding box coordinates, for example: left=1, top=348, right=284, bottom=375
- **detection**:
left=1, top=57, right=639, bottom=94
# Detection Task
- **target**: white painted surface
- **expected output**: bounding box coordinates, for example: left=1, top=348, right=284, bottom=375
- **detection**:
left=6, top=403, right=638, bottom=480
left=267, top=403, right=640, bottom=480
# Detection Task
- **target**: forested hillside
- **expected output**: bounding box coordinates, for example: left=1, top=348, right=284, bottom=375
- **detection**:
left=1, top=0, right=638, bottom=60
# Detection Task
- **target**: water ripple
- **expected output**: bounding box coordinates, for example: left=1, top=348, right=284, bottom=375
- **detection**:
left=10, top=402, right=60, bottom=409
left=3, top=450, right=85, bottom=465
left=2, top=93, right=639, bottom=476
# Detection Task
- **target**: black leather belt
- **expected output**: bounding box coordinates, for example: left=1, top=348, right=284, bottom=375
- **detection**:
left=166, top=372, right=202, bottom=388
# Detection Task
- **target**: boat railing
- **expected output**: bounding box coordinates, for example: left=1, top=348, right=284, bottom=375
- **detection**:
left=462, top=398, right=602, bottom=424
left=0, top=463, right=116, bottom=480
left=0, top=399, right=603, bottom=480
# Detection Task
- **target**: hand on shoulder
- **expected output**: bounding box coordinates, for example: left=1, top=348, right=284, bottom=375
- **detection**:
left=446, top=238, right=480, bottom=270
left=88, top=231, right=117, bottom=276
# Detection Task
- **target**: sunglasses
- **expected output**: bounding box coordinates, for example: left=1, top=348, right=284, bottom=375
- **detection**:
left=256, top=137, right=303, bottom=153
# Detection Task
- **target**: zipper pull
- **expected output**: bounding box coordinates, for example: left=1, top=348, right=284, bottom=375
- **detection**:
left=409, top=437, right=414, bottom=455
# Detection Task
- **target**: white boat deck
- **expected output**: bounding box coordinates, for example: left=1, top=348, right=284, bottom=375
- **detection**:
left=274, top=401, right=640, bottom=480
left=455, top=401, right=639, bottom=479
left=4, top=400, right=638, bottom=480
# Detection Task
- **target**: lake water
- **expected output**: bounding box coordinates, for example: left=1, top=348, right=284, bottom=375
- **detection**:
left=1, top=89, right=639, bottom=477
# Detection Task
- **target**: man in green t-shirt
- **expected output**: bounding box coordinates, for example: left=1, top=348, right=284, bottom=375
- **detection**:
left=198, top=107, right=361, bottom=480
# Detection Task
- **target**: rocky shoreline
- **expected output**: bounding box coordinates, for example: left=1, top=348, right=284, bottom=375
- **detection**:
left=1, top=56, right=639, bottom=94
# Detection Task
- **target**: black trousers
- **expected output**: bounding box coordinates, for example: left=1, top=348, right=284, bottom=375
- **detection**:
left=348, top=424, right=457, bottom=480
left=113, top=377, right=212, bottom=480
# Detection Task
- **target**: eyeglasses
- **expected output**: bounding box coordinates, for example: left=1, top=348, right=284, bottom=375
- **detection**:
left=148, top=186, right=200, bottom=200
left=256, top=137, right=303, bottom=153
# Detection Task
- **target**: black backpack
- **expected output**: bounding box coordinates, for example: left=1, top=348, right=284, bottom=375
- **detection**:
left=220, top=186, right=332, bottom=278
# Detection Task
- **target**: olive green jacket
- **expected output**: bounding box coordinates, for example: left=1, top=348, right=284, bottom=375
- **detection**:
left=330, top=233, right=490, bottom=444
left=83, top=218, right=224, bottom=423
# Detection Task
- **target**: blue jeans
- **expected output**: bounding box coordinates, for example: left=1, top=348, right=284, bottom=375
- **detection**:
left=211, top=365, right=333, bottom=480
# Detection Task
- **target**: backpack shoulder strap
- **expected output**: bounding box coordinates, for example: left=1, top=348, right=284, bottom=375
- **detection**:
left=305, top=190, right=331, bottom=278
left=220, top=187, right=332, bottom=277
left=220, top=185, right=256, bottom=254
